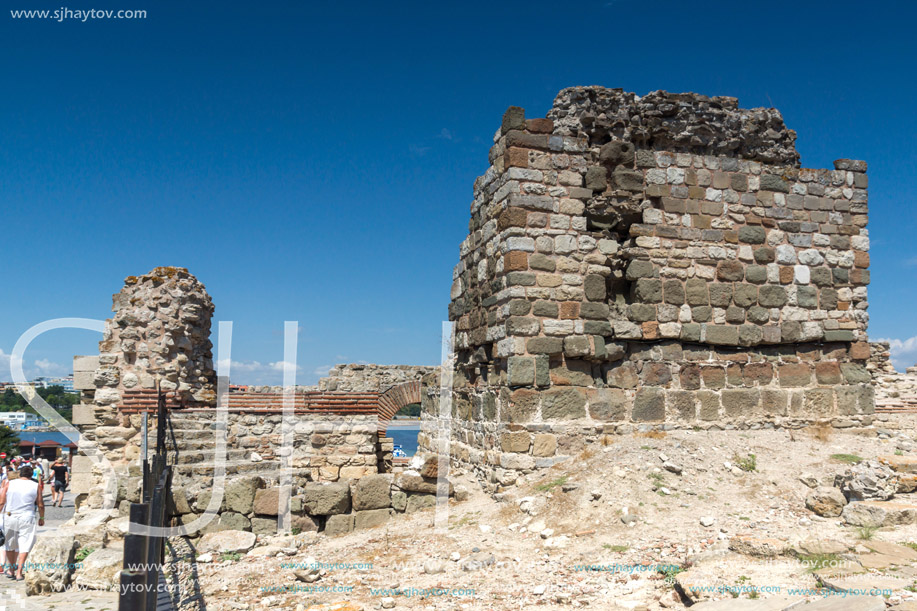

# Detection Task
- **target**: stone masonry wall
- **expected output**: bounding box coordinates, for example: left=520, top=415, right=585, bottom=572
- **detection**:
left=73, top=267, right=217, bottom=513
left=318, top=364, right=436, bottom=393
left=70, top=268, right=447, bottom=535
left=869, top=341, right=896, bottom=375
left=422, top=87, right=874, bottom=488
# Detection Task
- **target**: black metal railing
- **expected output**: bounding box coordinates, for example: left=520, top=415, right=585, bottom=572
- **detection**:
left=119, top=386, right=173, bottom=611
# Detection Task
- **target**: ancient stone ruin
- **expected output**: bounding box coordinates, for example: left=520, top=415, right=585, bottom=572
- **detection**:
left=67, top=86, right=875, bottom=540
left=71, top=267, right=441, bottom=538
left=421, top=87, right=873, bottom=487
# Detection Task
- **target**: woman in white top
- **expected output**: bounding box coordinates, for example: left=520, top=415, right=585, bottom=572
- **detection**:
left=0, top=466, right=44, bottom=580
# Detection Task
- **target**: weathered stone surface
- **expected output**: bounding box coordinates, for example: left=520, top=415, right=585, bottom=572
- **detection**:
left=805, top=487, right=847, bottom=517
left=532, top=433, right=557, bottom=457
left=879, top=455, right=917, bottom=474
left=507, top=357, right=535, bottom=386
left=394, top=472, right=452, bottom=495
left=217, top=512, right=251, bottom=532
left=632, top=388, right=665, bottom=421
left=352, top=475, right=392, bottom=511
left=406, top=494, right=437, bottom=513
left=198, top=530, right=257, bottom=554
left=324, top=514, right=354, bottom=536
left=587, top=388, right=628, bottom=421
left=728, top=536, right=785, bottom=558
left=225, top=476, right=265, bottom=515
left=500, top=431, right=531, bottom=453
left=354, top=508, right=392, bottom=530
left=541, top=388, right=586, bottom=419
left=841, top=501, right=917, bottom=527
left=834, top=460, right=898, bottom=501
left=303, top=482, right=351, bottom=515
left=251, top=517, right=279, bottom=535
left=73, top=548, right=123, bottom=591
left=24, top=534, right=78, bottom=595
left=253, top=487, right=283, bottom=516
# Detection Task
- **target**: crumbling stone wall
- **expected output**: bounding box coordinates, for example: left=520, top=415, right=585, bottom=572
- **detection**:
left=869, top=341, right=896, bottom=375
left=423, top=87, right=874, bottom=487
left=73, top=267, right=217, bottom=513
left=318, top=364, right=436, bottom=393
left=70, top=267, right=442, bottom=534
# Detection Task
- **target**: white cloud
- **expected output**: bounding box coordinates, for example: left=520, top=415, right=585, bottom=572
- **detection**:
left=439, top=128, right=453, bottom=141
left=313, top=365, right=333, bottom=377
left=34, top=359, right=65, bottom=375
left=0, top=350, right=69, bottom=382
left=878, top=336, right=917, bottom=371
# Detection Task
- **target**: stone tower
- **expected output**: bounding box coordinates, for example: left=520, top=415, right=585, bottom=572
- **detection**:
left=422, top=87, right=872, bottom=487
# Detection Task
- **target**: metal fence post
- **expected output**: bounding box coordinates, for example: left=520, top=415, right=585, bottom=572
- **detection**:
left=120, top=569, right=147, bottom=611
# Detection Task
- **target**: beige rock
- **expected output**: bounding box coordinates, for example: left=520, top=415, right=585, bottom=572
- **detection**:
left=73, top=548, right=123, bottom=591
left=728, top=535, right=786, bottom=558
left=862, top=539, right=917, bottom=561
left=879, top=455, right=917, bottom=473
left=198, top=530, right=256, bottom=554
left=805, top=486, right=847, bottom=517
left=500, top=431, right=531, bottom=453
left=842, top=501, right=917, bottom=527
left=532, top=433, right=557, bottom=457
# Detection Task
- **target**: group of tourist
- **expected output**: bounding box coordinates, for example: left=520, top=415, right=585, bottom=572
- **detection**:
left=0, top=455, right=70, bottom=580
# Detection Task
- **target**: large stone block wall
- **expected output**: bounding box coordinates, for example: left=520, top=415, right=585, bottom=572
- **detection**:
left=171, top=467, right=453, bottom=538
left=422, top=87, right=874, bottom=486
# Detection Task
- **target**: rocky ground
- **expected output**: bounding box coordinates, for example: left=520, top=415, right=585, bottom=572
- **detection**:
left=176, top=403, right=917, bottom=611
left=18, top=371, right=917, bottom=610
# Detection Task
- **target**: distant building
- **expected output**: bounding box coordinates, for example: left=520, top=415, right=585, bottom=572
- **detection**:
left=32, top=376, right=76, bottom=394
left=0, top=412, right=28, bottom=427
left=0, top=412, right=48, bottom=431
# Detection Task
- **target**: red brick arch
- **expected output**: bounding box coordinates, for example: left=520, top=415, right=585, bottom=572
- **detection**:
left=377, top=380, right=422, bottom=436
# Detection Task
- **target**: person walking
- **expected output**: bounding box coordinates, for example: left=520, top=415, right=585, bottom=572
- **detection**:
left=0, top=466, right=44, bottom=580
left=48, top=457, right=68, bottom=508
left=0, top=469, right=18, bottom=577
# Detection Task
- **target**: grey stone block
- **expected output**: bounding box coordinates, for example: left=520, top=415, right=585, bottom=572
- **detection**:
left=352, top=475, right=392, bottom=511
left=324, top=514, right=354, bottom=536
left=507, top=357, right=535, bottom=386
left=303, top=481, right=351, bottom=516
left=354, top=508, right=392, bottom=530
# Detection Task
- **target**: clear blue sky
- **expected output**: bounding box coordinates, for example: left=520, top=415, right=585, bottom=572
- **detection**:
left=2, top=0, right=916, bottom=383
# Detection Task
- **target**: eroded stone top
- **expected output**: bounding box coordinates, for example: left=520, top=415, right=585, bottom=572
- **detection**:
left=547, top=87, right=800, bottom=166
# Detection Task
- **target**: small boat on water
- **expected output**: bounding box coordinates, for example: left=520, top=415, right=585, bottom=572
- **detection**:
left=392, top=444, right=407, bottom=458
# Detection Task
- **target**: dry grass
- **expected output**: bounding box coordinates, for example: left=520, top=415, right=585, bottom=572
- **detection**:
left=495, top=501, right=521, bottom=526
left=579, top=446, right=597, bottom=460
left=636, top=430, right=667, bottom=439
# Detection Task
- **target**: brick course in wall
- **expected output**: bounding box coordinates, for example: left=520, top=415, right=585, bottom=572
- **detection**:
left=423, top=87, right=874, bottom=487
